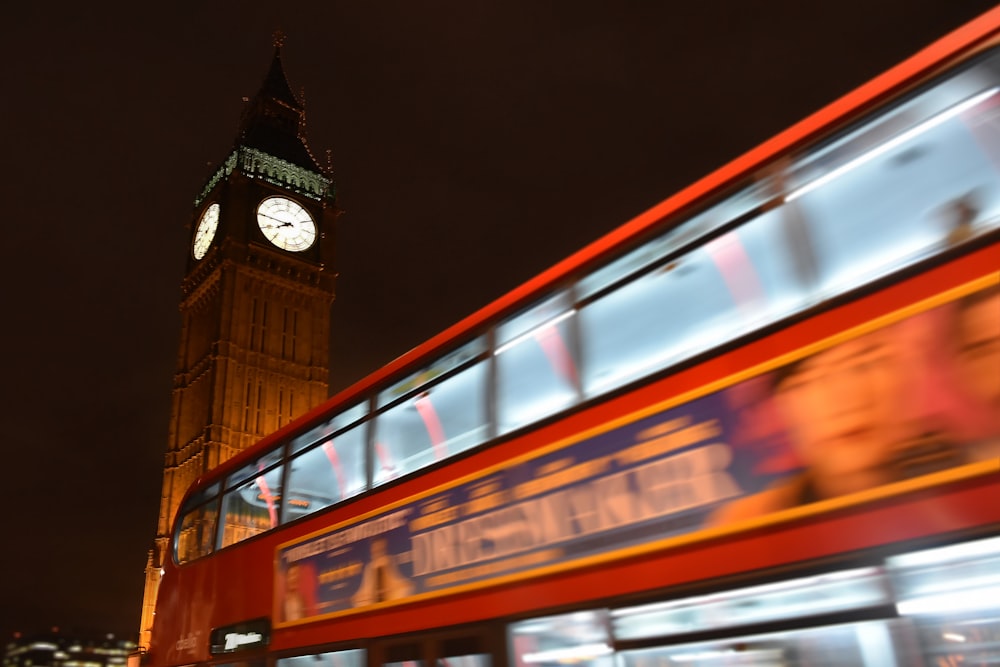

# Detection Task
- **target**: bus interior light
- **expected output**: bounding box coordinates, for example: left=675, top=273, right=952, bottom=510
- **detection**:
left=521, top=643, right=612, bottom=664
left=785, top=87, right=1000, bottom=202
left=611, top=566, right=883, bottom=617
left=494, top=309, right=577, bottom=355
left=896, top=584, right=1000, bottom=616
left=886, top=535, right=1000, bottom=569
left=670, top=648, right=782, bottom=663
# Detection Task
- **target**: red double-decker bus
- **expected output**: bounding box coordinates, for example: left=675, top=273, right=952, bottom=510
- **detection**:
left=150, top=8, right=1000, bottom=667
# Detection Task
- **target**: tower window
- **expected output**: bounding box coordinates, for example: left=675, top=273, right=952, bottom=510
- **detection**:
left=242, top=379, right=253, bottom=432
left=249, top=298, right=258, bottom=351
left=278, top=388, right=285, bottom=429
left=242, top=376, right=265, bottom=435
left=282, top=308, right=300, bottom=361
left=260, top=300, right=269, bottom=353
left=249, top=297, right=270, bottom=354
left=255, top=380, right=265, bottom=434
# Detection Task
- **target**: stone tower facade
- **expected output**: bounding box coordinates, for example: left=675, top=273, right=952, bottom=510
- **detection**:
left=138, top=38, right=338, bottom=650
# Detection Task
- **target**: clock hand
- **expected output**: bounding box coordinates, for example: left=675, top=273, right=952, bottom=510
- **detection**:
left=261, top=214, right=294, bottom=229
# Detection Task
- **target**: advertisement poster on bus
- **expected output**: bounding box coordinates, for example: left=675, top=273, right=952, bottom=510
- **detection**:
left=275, top=280, right=999, bottom=624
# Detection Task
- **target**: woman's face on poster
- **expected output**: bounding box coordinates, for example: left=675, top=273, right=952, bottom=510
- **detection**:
left=775, top=332, right=906, bottom=494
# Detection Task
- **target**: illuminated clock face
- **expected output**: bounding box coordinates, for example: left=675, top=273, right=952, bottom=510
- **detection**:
left=192, top=203, right=220, bottom=260
left=256, top=197, right=317, bottom=252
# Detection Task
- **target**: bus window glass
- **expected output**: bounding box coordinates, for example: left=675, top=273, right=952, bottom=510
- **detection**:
left=439, top=637, right=490, bottom=667
left=290, top=401, right=368, bottom=455
left=578, top=233, right=677, bottom=301
left=579, top=181, right=774, bottom=301
left=378, top=337, right=486, bottom=408
left=436, top=657, right=488, bottom=667
left=283, top=421, right=367, bottom=522
left=711, top=210, right=813, bottom=324
left=495, top=293, right=579, bottom=433
left=373, top=360, right=489, bottom=486
left=618, top=619, right=913, bottom=666
left=497, top=292, right=573, bottom=345
left=786, top=79, right=1000, bottom=298
left=508, top=610, right=612, bottom=667
left=579, top=242, right=743, bottom=397
left=888, top=535, right=1000, bottom=664
left=219, top=461, right=285, bottom=548
left=612, top=567, right=890, bottom=640
left=437, top=635, right=493, bottom=667
left=277, top=649, right=366, bottom=667
left=175, top=499, right=218, bottom=563
left=226, top=448, right=284, bottom=489
left=181, top=481, right=220, bottom=509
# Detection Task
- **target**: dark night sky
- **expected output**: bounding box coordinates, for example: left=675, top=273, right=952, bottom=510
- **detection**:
left=0, top=0, right=995, bottom=643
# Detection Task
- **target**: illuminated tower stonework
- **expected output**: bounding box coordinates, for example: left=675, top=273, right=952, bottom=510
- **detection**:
left=138, top=37, right=338, bottom=650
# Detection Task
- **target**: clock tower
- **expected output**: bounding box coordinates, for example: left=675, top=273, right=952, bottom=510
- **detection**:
left=138, top=35, right=339, bottom=650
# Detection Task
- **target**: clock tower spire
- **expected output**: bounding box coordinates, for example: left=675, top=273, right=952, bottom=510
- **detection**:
left=233, top=33, right=325, bottom=174
left=139, top=38, right=340, bottom=651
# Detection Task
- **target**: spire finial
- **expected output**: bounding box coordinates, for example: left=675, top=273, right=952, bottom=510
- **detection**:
left=272, top=29, right=286, bottom=48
